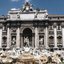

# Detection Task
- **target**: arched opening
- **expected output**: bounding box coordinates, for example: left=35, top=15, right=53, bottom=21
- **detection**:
left=23, top=28, right=32, bottom=47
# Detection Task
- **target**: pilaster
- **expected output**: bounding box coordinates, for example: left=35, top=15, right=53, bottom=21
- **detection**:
left=0, top=28, right=2, bottom=48
left=16, top=23, right=20, bottom=48
left=61, top=22, right=64, bottom=48
left=35, top=27, right=39, bottom=48
left=7, top=23, right=11, bottom=48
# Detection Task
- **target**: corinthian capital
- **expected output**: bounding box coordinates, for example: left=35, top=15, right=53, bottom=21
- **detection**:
left=53, top=22, right=57, bottom=28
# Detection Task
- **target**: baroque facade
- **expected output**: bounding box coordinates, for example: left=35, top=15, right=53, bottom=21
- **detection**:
left=0, top=2, right=64, bottom=50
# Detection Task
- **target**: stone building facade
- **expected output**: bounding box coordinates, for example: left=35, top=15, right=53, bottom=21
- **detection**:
left=0, top=2, right=64, bottom=50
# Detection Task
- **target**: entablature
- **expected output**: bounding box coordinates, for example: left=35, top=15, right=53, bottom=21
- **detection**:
left=48, top=15, right=64, bottom=21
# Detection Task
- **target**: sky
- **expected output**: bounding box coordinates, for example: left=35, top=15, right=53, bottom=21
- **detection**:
left=0, top=0, right=64, bottom=15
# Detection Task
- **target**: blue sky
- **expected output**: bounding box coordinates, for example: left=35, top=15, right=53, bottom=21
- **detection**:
left=0, top=0, right=64, bottom=15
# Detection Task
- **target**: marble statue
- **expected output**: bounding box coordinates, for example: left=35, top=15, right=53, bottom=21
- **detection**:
left=24, top=37, right=29, bottom=46
left=39, top=38, right=44, bottom=45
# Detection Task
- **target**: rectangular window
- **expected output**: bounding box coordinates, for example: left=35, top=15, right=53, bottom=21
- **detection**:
left=49, top=25, right=53, bottom=30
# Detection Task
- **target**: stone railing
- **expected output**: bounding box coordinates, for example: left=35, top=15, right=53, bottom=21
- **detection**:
left=57, top=43, right=62, bottom=47
left=48, top=43, right=54, bottom=47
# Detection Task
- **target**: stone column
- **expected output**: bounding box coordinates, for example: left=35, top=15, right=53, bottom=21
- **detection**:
left=62, top=28, right=64, bottom=47
left=35, top=27, right=39, bottom=48
left=45, top=26, right=49, bottom=49
left=21, top=33, right=23, bottom=48
left=32, top=33, right=35, bottom=48
left=7, top=27, right=11, bottom=48
left=53, top=23, right=57, bottom=48
left=61, top=23, right=64, bottom=48
left=16, top=27, right=20, bottom=48
left=0, top=29, right=2, bottom=48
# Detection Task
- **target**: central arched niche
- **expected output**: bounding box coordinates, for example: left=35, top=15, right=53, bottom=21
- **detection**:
left=23, top=28, right=32, bottom=46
